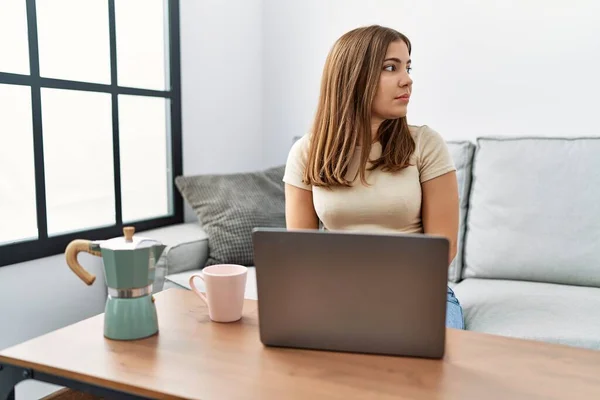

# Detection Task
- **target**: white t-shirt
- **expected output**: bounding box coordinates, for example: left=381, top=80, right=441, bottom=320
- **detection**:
left=283, top=125, right=456, bottom=234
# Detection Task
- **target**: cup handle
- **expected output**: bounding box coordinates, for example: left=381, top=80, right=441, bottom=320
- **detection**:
left=189, top=274, right=209, bottom=306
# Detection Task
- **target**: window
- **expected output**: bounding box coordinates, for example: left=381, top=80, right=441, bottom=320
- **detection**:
left=0, top=0, right=182, bottom=267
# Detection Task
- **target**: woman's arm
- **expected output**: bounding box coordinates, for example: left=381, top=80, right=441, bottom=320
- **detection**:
left=421, top=171, right=459, bottom=265
left=285, top=184, right=319, bottom=230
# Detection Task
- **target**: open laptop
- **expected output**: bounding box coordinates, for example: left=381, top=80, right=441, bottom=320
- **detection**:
left=251, top=228, right=450, bottom=359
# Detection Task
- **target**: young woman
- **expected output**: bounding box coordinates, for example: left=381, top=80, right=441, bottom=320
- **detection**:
left=282, top=25, right=465, bottom=329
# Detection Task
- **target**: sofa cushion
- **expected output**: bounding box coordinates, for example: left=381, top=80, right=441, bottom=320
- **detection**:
left=141, top=223, right=209, bottom=292
left=446, top=141, right=476, bottom=282
left=175, top=166, right=286, bottom=267
left=453, top=278, right=600, bottom=350
left=165, top=267, right=258, bottom=300
left=463, top=137, right=600, bottom=287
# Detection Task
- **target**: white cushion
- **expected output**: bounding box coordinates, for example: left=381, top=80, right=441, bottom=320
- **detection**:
left=463, top=137, right=600, bottom=287
left=446, top=141, right=476, bottom=282
left=454, top=278, right=600, bottom=350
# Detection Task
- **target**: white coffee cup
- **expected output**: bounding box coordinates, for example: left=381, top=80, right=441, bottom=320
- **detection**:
left=189, top=264, right=248, bottom=323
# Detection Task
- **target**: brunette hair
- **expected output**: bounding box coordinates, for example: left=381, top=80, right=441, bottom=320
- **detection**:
left=304, top=25, right=415, bottom=187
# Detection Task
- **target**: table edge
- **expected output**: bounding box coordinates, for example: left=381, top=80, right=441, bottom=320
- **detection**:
left=0, top=354, right=189, bottom=399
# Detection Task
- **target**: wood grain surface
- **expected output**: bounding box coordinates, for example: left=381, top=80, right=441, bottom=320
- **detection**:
left=1, top=288, right=599, bottom=399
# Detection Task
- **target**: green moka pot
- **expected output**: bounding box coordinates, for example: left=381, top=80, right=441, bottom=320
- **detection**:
left=65, top=227, right=166, bottom=341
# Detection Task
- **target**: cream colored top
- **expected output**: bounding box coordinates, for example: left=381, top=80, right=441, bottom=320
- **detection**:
left=283, top=125, right=456, bottom=234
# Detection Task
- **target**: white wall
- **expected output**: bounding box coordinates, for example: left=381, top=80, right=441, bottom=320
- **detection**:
left=180, top=0, right=264, bottom=176
left=262, top=0, right=600, bottom=166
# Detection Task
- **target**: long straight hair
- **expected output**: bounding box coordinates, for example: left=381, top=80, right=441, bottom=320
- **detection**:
left=303, top=25, right=415, bottom=187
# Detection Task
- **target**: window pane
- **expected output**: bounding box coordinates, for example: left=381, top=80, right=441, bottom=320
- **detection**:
left=0, top=0, right=30, bottom=74
left=0, top=84, right=37, bottom=244
left=115, top=0, right=168, bottom=90
left=42, top=88, right=115, bottom=236
left=119, top=95, right=171, bottom=222
left=36, top=0, right=110, bottom=84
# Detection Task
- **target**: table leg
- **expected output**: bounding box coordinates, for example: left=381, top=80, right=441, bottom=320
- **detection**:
left=0, top=364, right=30, bottom=400
left=1, top=363, right=148, bottom=400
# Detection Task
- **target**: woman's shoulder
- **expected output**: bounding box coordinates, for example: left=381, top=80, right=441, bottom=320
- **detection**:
left=288, top=134, right=311, bottom=163
left=408, top=124, right=443, bottom=143
left=408, top=124, right=447, bottom=155
left=291, top=134, right=310, bottom=149
left=407, top=124, right=455, bottom=181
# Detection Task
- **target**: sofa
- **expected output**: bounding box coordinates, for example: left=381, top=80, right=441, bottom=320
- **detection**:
left=153, top=135, right=600, bottom=351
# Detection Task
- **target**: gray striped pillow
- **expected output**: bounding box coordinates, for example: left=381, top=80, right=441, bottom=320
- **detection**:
left=175, top=165, right=286, bottom=267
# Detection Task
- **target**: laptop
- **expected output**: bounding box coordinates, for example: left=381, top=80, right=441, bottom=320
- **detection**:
left=251, top=228, right=450, bottom=359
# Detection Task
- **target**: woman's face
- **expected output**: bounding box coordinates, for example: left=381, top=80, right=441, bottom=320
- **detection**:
left=371, top=40, right=413, bottom=126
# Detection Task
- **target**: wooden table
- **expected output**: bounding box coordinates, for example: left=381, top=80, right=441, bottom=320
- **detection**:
left=1, top=288, right=600, bottom=399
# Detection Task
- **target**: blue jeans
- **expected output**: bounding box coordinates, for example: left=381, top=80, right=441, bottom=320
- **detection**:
left=446, top=286, right=465, bottom=329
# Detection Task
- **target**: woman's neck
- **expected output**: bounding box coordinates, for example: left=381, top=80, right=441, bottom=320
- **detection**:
left=355, top=117, right=383, bottom=147
left=370, top=117, right=383, bottom=142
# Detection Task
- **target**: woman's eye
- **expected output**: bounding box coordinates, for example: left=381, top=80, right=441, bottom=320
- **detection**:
left=383, top=65, right=396, bottom=72
left=407, top=67, right=412, bottom=74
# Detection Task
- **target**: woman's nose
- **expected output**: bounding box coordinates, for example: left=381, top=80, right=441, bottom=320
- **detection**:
left=399, top=73, right=412, bottom=87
